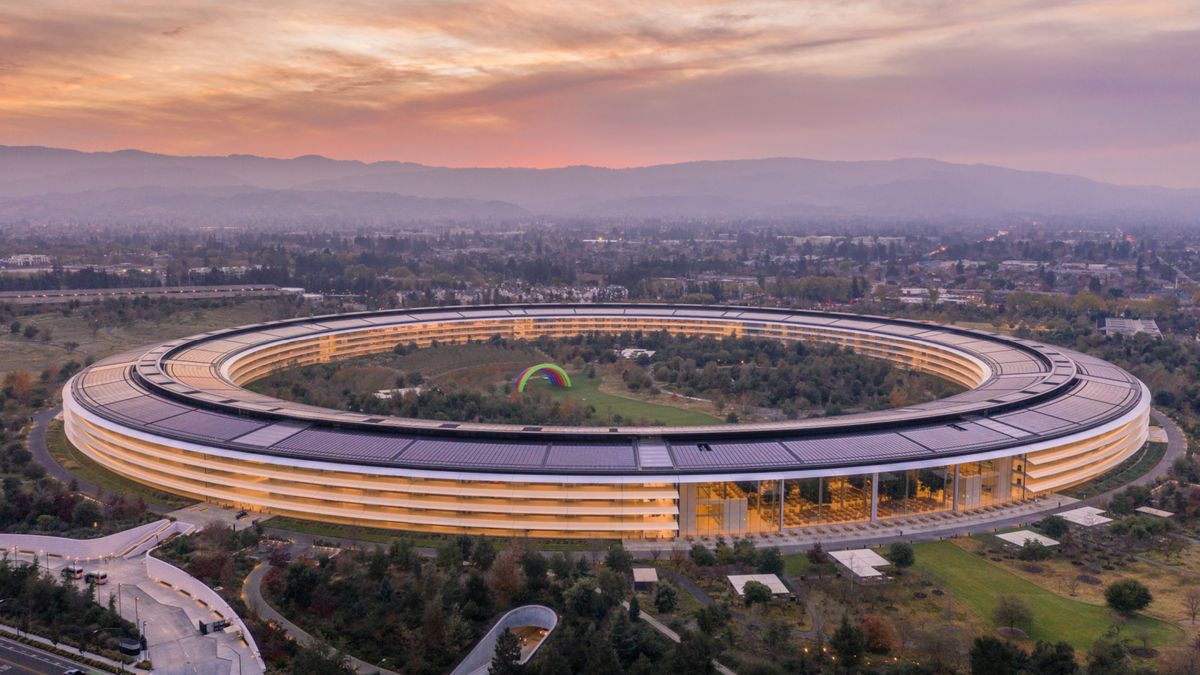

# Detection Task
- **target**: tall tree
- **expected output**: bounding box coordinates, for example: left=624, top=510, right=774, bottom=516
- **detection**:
left=489, top=628, right=522, bottom=675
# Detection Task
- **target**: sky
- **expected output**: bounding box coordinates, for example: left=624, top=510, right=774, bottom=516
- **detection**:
left=1, top=1, right=1198, bottom=187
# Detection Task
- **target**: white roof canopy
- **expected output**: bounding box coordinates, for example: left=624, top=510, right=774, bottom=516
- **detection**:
left=829, top=548, right=891, bottom=578
left=727, top=574, right=789, bottom=595
left=996, top=530, right=1059, bottom=547
left=1057, top=506, right=1112, bottom=527
left=632, top=568, right=658, bottom=583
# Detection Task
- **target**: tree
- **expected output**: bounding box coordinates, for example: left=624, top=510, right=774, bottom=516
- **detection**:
left=829, top=614, right=865, bottom=668
left=886, top=542, right=915, bottom=570
left=1037, top=514, right=1070, bottom=538
left=1105, top=579, right=1152, bottom=615
left=564, top=578, right=606, bottom=620
left=654, top=582, right=678, bottom=613
left=605, top=543, right=633, bottom=574
left=610, top=613, right=640, bottom=664
left=487, top=549, right=525, bottom=608
left=992, top=594, right=1032, bottom=633
left=969, top=636, right=1028, bottom=675
left=756, top=546, right=784, bottom=574
left=72, top=500, right=101, bottom=527
left=1087, top=637, right=1130, bottom=675
left=1018, top=540, right=1052, bottom=561
left=861, top=615, right=898, bottom=655
left=1186, top=587, right=1200, bottom=625
left=1029, top=640, right=1079, bottom=675
left=628, top=595, right=640, bottom=622
left=742, top=580, right=772, bottom=607
left=667, top=630, right=717, bottom=675
left=690, top=544, right=716, bottom=566
left=489, top=628, right=523, bottom=675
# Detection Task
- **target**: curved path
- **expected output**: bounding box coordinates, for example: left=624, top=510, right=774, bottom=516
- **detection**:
left=28, top=407, right=87, bottom=490
left=243, top=563, right=400, bottom=675
left=27, top=405, right=171, bottom=514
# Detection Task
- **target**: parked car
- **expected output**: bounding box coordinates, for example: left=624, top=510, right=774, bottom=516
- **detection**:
left=60, top=565, right=84, bottom=580
left=85, top=571, right=108, bottom=585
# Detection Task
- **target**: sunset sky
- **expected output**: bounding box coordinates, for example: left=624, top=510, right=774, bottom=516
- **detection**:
left=1, top=1, right=1197, bottom=187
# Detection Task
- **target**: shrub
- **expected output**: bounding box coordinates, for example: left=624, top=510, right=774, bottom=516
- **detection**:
left=806, top=542, right=828, bottom=565
left=886, top=542, right=915, bottom=569
left=690, top=544, right=716, bottom=567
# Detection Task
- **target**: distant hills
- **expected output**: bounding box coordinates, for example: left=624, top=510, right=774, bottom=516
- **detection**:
left=0, top=145, right=1196, bottom=224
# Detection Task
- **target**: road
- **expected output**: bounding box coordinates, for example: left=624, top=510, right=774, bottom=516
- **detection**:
left=27, top=407, right=84, bottom=491
left=26, top=406, right=170, bottom=515
left=0, top=634, right=94, bottom=674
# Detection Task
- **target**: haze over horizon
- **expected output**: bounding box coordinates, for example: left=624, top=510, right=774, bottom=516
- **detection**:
left=2, top=1, right=1198, bottom=189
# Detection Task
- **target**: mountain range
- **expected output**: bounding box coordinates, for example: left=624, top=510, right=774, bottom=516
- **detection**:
left=0, top=145, right=1196, bottom=223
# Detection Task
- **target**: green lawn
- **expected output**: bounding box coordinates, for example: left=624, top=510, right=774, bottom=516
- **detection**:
left=264, top=515, right=609, bottom=552
left=915, top=541, right=1182, bottom=651
left=537, top=375, right=721, bottom=426
left=44, top=420, right=194, bottom=509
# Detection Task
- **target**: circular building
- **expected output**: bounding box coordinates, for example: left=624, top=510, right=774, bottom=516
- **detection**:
left=63, top=304, right=1149, bottom=540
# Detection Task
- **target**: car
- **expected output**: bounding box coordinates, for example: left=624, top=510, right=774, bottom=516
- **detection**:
left=60, top=565, right=84, bottom=580
left=63, top=669, right=86, bottom=675
left=235, top=510, right=248, bottom=519
left=84, top=571, right=108, bottom=585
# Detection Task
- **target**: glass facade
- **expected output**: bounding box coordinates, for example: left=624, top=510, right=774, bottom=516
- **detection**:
left=680, top=460, right=1023, bottom=536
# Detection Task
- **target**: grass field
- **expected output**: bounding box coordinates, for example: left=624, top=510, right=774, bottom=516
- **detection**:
left=264, top=515, right=610, bottom=552
left=1061, top=442, right=1166, bottom=499
left=915, top=540, right=1182, bottom=651
left=536, top=375, right=721, bottom=426
left=44, top=420, right=194, bottom=509
left=0, top=300, right=297, bottom=375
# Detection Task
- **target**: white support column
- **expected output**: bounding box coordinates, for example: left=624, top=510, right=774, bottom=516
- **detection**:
left=870, top=472, right=879, bottom=522
left=952, top=465, right=960, bottom=513
left=778, top=480, right=785, bottom=532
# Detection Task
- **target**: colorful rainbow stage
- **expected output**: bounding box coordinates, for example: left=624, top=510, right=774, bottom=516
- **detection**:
left=514, top=363, right=572, bottom=392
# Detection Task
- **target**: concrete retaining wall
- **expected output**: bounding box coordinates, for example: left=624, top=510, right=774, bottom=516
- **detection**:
left=0, top=519, right=170, bottom=562
left=146, top=554, right=266, bottom=671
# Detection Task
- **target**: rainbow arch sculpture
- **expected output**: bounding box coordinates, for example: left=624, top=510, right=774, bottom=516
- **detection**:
left=514, top=363, right=572, bottom=392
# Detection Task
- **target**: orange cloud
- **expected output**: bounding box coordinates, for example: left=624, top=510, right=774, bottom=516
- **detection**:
left=0, top=1, right=1197, bottom=186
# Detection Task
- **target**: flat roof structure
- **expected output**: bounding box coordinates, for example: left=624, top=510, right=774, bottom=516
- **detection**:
left=632, top=568, right=659, bottom=584
left=829, top=549, right=892, bottom=578
left=996, top=530, right=1059, bottom=547
left=728, top=574, right=789, bottom=596
left=1103, top=318, right=1162, bottom=339
left=62, top=303, right=1152, bottom=540
left=1058, top=506, right=1113, bottom=527
left=1135, top=506, right=1174, bottom=518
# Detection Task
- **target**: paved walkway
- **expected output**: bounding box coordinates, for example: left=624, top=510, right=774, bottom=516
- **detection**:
left=243, top=563, right=400, bottom=675
left=653, top=565, right=712, bottom=607
left=620, top=600, right=736, bottom=675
